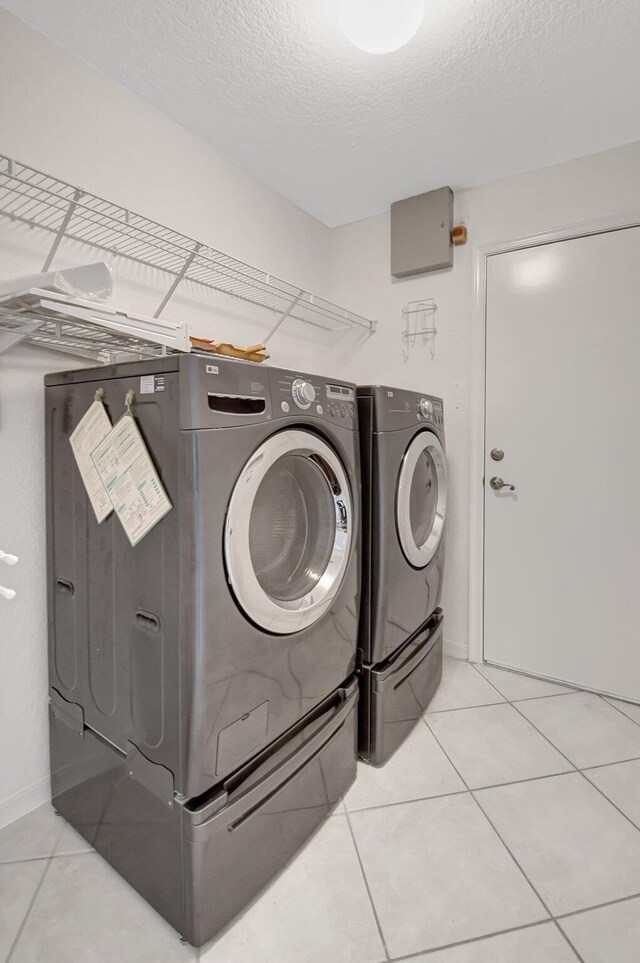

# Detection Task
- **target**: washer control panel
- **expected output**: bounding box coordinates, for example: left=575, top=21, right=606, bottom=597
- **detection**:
left=418, top=396, right=443, bottom=427
left=291, top=378, right=316, bottom=409
left=358, top=386, right=444, bottom=432
left=271, top=371, right=357, bottom=428
left=326, top=383, right=355, bottom=420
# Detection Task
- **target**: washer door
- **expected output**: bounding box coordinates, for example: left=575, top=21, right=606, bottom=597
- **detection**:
left=225, top=429, right=353, bottom=634
left=396, top=430, right=447, bottom=568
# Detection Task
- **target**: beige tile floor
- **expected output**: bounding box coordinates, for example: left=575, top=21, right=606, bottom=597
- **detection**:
left=2, top=658, right=640, bottom=962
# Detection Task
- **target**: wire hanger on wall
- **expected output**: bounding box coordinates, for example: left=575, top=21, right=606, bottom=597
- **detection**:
left=401, top=299, right=437, bottom=362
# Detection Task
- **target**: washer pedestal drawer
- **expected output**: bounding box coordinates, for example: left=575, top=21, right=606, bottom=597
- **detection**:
left=358, top=610, right=443, bottom=767
left=50, top=679, right=358, bottom=947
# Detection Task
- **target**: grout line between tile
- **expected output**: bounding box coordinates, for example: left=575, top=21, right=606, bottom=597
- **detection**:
left=51, top=848, right=95, bottom=859
left=468, top=788, right=556, bottom=919
left=387, top=888, right=640, bottom=962
left=551, top=918, right=586, bottom=962
left=386, top=919, right=562, bottom=961
left=425, top=690, right=573, bottom=716
left=469, top=660, right=587, bottom=704
left=465, top=768, right=575, bottom=793
left=508, top=701, right=579, bottom=771
left=0, top=853, right=58, bottom=867
left=555, top=888, right=640, bottom=921
left=6, top=854, right=54, bottom=963
left=468, top=660, right=518, bottom=700
left=421, top=715, right=554, bottom=924
left=424, top=699, right=505, bottom=715
left=471, top=661, right=640, bottom=785
left=602, top=696, right=640, bottom=729
left=456, top=662, right=640, bottom=957
left=344, top=810, right=392, bottom=962
left=579, top=769, right=640, bottom=833
left=344, top=787, right=469, bottom=815
left=346, top=767, right=587, bottom=816
left=581, top=753, right=640, bottom=772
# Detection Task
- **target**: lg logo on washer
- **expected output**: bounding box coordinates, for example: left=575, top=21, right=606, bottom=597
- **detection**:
left=206, top=364, right=219, bottom=374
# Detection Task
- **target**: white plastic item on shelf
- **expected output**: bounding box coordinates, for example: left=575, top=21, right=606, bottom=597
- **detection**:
left=0, top=262, right=112, bottom=302
left=0, top=288, right=191, bottom=360
left=0, top=549, right=18, bottom=600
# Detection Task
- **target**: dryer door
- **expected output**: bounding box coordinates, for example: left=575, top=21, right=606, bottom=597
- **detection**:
left=396, top=430, right=447, bottom=569
left=224, top=429, right=353, bottom=634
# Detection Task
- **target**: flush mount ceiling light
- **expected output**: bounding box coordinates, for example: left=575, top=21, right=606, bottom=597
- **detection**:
left=339, top=0, right=425, bottom=54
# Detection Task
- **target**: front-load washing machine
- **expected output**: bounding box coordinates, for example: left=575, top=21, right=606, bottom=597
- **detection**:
left=357, top=384, right=447, bottom=765
left=45, top=354, right=361, bottom=945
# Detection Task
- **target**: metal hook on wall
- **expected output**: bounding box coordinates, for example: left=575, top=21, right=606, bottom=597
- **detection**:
left=401, top=299, right=438, bottom=362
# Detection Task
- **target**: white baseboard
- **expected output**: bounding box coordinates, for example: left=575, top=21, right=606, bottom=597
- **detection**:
left=443, top=637, right=469, bottom=660
left=0, top=773, right=51, bottom=831
left=0, top=753, right=92, bottom=831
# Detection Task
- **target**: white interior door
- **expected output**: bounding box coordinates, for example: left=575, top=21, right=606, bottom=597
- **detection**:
left=484, top=226, right=640, bottom=702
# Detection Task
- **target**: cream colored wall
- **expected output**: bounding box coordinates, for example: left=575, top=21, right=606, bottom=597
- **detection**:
left=2, top=6, right=640, bottom=826
left=0, top=10, right=340, bottom=828
left=327, top=140, right=640, bottom=657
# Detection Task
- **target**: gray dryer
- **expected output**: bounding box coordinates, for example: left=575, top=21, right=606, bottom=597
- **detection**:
left=357, top=384, right=447, bottom=765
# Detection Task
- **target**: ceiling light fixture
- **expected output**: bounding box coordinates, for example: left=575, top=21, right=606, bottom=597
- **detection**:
left=339, top=0, right=425, bottom=55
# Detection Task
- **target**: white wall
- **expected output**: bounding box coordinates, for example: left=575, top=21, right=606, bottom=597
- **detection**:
left=0, top=9, right=341, bottom=829
left=327, top=140, right=640, bottom=657
left=3, top=8, right=640, bottom=827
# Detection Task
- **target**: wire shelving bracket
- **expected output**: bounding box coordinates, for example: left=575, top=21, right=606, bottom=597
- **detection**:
left=0, top=155, right=377, bottom=347
left=401, top=299, right=437, bottom=361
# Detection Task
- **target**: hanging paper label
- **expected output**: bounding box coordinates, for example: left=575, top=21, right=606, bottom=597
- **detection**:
left=69, top=400, right=113, bottom=523
left=90, top=414, right=172, bottom=546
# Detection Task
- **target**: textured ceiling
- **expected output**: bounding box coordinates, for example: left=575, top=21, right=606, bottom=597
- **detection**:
left=3, top=0, right=640, bottom=225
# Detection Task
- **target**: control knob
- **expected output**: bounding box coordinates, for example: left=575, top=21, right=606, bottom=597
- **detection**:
left=419, top=398, right=433, bottom=417
left=291, top=378, right=316, bottom=409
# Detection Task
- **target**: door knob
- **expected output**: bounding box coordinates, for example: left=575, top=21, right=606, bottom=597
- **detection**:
left=490, top=448, right=504, bottom=461
left=489, top=476, right=516, bottom=491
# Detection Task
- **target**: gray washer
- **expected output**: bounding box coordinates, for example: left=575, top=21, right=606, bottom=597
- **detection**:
left=45, top=354, right=361, bottom=945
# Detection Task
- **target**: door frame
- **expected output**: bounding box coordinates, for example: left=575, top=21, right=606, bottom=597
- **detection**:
left=468, top=209, right=640, bottom=664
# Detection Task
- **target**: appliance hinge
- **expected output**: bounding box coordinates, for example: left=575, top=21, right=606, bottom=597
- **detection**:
left=125, top=742, right=176, bottom=809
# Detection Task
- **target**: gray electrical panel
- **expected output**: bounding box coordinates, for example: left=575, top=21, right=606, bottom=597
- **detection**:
left=390, top=187, right=453, bottom=278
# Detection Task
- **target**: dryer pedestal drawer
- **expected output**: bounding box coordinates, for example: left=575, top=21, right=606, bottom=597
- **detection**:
left=50, top=680, right=358, bottom=947
left=359, top=611, right=442, bottom=766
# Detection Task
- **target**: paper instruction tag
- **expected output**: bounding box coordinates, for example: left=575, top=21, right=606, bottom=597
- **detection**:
left=69, top=400, right=113, bottom=523
left=139, top=375, right=155, bottom=394
left=139, top=374, right=166, bottom=394
left=90, top=414, right=172, bottom=547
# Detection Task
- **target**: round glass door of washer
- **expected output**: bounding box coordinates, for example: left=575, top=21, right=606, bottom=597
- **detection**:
left=396, top=431, right=447, bottom=568
left=224, top=430, right=353, bottom=633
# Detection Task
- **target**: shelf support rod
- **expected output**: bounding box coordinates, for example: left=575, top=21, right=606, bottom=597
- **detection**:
left=41, top=189, right=83, bottom=272
left=263, top=291, right=303, bottom=346
left=154, top=243, right=202, bottom=318
left=0, top=318, right=46, bottom=356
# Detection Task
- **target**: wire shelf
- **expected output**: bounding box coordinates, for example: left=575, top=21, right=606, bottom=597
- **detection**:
left=0, top=155, right=376, bottom=339
left=0, top=290, right=191, bottom=364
